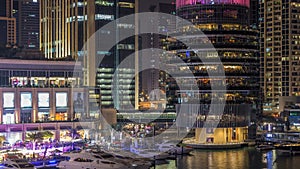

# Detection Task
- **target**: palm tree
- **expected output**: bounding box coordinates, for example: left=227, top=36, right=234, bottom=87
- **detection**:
left=42, top=131, right=54, bottom=140
left=26, top=132, right=44, bottom=150
left=66, top=129, right=82, bottom=151
left=40, top=131, right=54, bottom=159
left=67, top=129, right=81, bottom=140
left=26, top=132, right=45, bottom=159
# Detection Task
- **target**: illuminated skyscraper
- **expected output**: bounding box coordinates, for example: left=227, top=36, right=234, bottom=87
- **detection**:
left=40, top=0, right=137, bottom=110
left=13, top=0, right=40, bottom=49
left=140, top=0, right=176, bottom=98
left=0, top=0, right=16, bottom=47
left=166, top=0, right=260, bottom=143
left=260, top=0, right=300, bottom=114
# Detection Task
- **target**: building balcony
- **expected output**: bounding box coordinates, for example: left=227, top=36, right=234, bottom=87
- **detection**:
left=190, top=71, right=258, bottom=77
left=194, top=121, right=249, bottom=128
left=167, top=84, right=258, bottom=91
left=171, top=29, right=258, bottom=37
left=213, top=43, right=258, bottom=50
left=167, top=56, right=258, bottom=64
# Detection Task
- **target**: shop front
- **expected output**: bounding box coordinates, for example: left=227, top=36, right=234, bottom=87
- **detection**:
left=73, top=92, right=84, bottom=120
left=38, top=108, right=50, bottom=122
left=55, top=108, right=68, bottom=121
left=20, top=110, right=32, bottom=123
left=3, top=110, right=15, bottom=124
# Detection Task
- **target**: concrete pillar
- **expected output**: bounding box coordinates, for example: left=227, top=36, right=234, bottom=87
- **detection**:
left=55, top=123, right=60, bottom=141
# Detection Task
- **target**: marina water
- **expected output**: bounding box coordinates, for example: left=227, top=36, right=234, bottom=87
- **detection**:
left=152, top=148, right=300, bottom=169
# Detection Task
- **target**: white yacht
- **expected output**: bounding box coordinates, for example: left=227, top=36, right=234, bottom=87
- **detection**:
left=158, top=144, right=193, bottom=155
left=130, top=147, right=169, bottom=160
left=92, top=150, right=152, bottom=169
left=1, top=158, right=35, bottom=169
left=57, top=152, right=128, bottom=169
left=157, top=140, right=193, bottom=155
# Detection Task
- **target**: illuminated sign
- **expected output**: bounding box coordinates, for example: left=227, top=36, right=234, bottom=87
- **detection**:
left=56, top=92, right=68, bottom=107
left=95, top=14, right=114, bottom=20
left=21, top=92, right=32, bottom=108
left=38, top=93, right=50, bottom=108
left=3, top=93, right=14, bottom=108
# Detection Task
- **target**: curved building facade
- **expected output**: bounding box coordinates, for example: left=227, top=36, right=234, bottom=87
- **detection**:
left=165, top=1, right=259, bottom=143
left=176, top=0, right=250, bottom=9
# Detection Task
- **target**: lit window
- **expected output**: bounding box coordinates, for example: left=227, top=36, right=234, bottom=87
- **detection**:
left=118, top=2, right=134, bottom=8
left=95, top=14, right=114, bottom=20
left=95, top=0, right=114, bottom=6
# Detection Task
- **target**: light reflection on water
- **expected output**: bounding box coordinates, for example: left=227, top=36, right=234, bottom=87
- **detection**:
left=152, top=148, right=300, bottom=169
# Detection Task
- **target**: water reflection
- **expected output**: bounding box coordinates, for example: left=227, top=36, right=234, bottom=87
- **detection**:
left=153, top=148, right=300, bottom=169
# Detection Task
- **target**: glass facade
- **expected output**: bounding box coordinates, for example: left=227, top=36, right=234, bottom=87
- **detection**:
left=97, top=67, right=135, bottom=109
left=13, top=0, right=39, bottom=49
left=0, top=0, right=16, bottom=46
left=40, top=0, right=136, bottom=110
left=0, top=59, right=89, bottom=124
left=164, top=1, right=259, bottom=142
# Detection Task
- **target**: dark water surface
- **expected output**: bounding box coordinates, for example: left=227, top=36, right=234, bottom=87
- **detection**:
left=152, top=147, right=300, bottom=169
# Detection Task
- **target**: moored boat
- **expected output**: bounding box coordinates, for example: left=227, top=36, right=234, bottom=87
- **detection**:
left=158, top=144, right=193, bottom=155
left=57, top=151, right=129, bottom=169
left=92, top=150, right=152, bottom=169
left=255, top=144, right=274, bottom=151
left=130, top=147, right=170, bottom=160
left=155, top=140, right=193, bottom=155
left=1, top=158, right=35, bottom=169
left=274, top=143, right=300, bottom=156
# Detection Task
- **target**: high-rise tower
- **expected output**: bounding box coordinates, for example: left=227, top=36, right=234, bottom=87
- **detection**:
left=139, top=0, right=176, bottom=101
left=40, top=0, right=138, bottom=111
left=0, top=0, right=16, bottom=47
left=166, top=0, right=260, bottom=143
left=13, top=0, right=40, bottom=49
left=260, top=0, right=300, bottom=115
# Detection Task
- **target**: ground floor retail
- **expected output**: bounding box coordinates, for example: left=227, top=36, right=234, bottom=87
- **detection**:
left=0, top=121, right=99, bottom=145
left=195, top=127, right=249, bottom=144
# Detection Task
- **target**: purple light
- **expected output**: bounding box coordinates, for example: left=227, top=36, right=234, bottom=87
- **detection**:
left=176, top=0, right=250, bottom=8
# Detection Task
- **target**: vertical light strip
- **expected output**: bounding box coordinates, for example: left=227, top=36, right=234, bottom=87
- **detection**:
left=67, top=0, right=71, bottom=57
left=87, top=0, right=96, bottom=86
left=75, top=0, right=78, bottom=59
left=134, top=0, right=139, bottom=110
left=71, top=0, right=75, bottom=59
left=49, top=0, right=52, bottom=59
left=63, top=0, right=65, bottom=58
left=58, top=0, right=61, bottom=58
left=55, top=0, right=58, bottom=58
left=39, top=0, right=42, bottom=55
